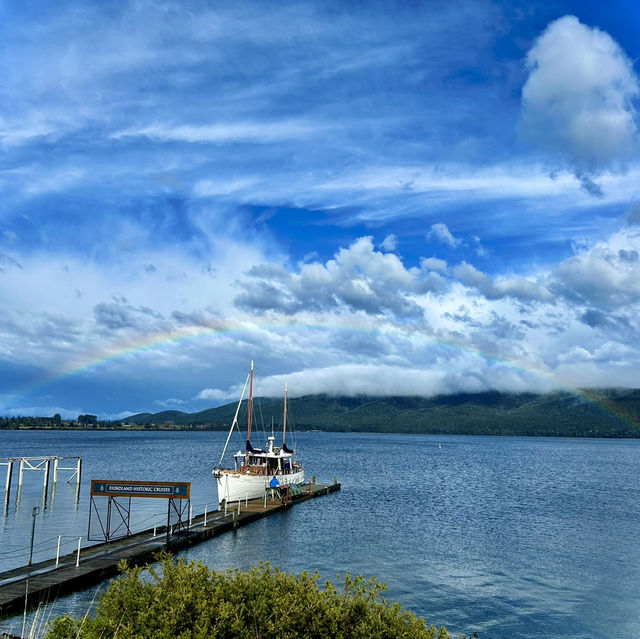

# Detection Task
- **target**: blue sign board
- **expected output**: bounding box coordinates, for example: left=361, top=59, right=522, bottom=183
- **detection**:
left=91, top=479, right=190, bottom=499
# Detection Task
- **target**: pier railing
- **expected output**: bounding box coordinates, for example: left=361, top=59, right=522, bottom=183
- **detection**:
left=0, top=496, right=220, bottom=572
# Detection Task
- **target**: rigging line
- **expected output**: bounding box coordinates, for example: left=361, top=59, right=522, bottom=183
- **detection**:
left=252, top=362, right=288, bottom=393
left=256, top=398, right=268, bottom=446
left=218, top=369, right=250, bottom=466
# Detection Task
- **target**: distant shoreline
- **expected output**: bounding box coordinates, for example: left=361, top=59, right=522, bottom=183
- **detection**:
left=3, top=390, right=640, bottom=438
left=2, top=425, right=639, bottom=439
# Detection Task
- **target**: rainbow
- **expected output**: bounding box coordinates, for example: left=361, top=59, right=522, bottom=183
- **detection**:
left=6, top=317, right=640, bottom=432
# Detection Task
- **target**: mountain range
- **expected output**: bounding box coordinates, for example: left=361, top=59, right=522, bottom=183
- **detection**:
left=126, top=389, right=640, bottom=438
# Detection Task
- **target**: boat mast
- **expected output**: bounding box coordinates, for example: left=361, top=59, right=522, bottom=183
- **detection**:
left=246, top=360, right=254, bottom=462
left=283, top=382, right=288, bottom=446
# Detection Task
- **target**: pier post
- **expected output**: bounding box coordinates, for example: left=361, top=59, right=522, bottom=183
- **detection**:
left=4, top=460, right=12, bottom=497
left=189, top=504, right=193, bottom=526
left=204, top=505, right=208, bottom=527
left=76, top=458, right=82, bottom=486
left=21, top=580, right=28, bottom=639
left=18, top=460, right=24, bottom=487
left=56, top=536, right=62, bottom=565
left=43, top=459, right=51, bottom=501
left=53, top=457, right=59, bottom=483
left=75, top=537, right=82, bottom=567
left=28, top=507, right=39, bottom=566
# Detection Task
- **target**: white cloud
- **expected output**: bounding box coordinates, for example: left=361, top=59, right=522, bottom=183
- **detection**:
left=473, top=235, right=488, bottom=257
left=420, top=257, right=448, bottom=273
left=196, top=387, right=237, bottom=402
left=0, top=121, right=61, bottom=148
left=453, top=262, right=552, bottom=301
left=380, top=234, right=398, bottom=251
left=193, top=178, right=258, bottom=197
left=112, top=121, right=323, bottom=145
left=316, top=164, right=583, bottom=203
left=521, top=15, right=639, bottom=190
left=235, top=236, right=437, bottom=319
left=200, top=361, right=556, bottom=401
left=427, top=223, right=461, bottom=248
left=551, top=228, right=640, bottom=309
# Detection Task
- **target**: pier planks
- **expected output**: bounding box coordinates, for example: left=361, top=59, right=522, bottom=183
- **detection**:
left=0, top=481, right=340, bottom=618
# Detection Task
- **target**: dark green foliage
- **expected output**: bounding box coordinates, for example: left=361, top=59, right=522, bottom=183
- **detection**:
left=0, top=415, right=117, bottom=429
left=125, top=389, right=640, bottom=438
left=45, top=555, right=450, bottom=639
left=4, top=388, right=640, bottom=437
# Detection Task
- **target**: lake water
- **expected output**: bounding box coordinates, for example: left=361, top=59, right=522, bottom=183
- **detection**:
left=1, top=429, right=639, bottom=638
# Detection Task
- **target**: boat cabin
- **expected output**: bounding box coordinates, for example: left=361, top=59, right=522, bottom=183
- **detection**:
left=231, top=436, right=300, bottom=475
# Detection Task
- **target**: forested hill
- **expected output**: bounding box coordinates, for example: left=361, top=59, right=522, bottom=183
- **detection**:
left=126, top=389, right=640, bottom=438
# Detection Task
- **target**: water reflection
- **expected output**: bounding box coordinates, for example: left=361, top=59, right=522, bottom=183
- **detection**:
left=1, top=431, right=640, bottom=639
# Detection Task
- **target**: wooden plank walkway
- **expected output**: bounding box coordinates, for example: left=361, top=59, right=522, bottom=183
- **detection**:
left=0, top=481, right=340, bottom=619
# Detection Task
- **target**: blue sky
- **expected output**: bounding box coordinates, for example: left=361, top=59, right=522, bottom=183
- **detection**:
left=2, top=0, right=640, bottom=419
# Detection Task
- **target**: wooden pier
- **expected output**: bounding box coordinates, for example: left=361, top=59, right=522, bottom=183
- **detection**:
left=0, top=481, right=340, bottom=618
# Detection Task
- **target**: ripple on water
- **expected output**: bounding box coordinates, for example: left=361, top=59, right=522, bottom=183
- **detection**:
left=1, top=431, right=640, bottom=639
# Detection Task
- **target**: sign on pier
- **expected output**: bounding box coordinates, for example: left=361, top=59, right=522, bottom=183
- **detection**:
left=88, top=478, right=191, bottom=543
left=91, top=479, right=190, bottom=499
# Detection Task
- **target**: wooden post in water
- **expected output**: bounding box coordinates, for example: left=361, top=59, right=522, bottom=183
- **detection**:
left=4, top=460, right=12, bottom=498
left=75, top=537, right=82, bottom=567
left=28, top=507, right=39, bottom=566
left=43, top=459, right=51, bottom=501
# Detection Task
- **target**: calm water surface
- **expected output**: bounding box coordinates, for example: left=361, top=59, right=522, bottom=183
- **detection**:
left=1, top=430, right=639, bottom=638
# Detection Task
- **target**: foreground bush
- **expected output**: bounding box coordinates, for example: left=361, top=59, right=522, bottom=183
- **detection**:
left=46, top=554, right=450, bottom=639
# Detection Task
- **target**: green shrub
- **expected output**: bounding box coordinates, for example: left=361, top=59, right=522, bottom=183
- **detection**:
left=46, top=554, right=450, bottom=639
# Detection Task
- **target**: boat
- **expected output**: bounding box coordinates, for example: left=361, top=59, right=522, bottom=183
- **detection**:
left=212, top=361, right=305, bottom=503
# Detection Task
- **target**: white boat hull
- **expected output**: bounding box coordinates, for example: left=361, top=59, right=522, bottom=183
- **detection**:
left=216, top=469, right=305, bottom=503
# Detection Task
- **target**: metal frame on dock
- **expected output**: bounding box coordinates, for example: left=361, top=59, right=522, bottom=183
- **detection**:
left=88, top=480, right=191, bottom=545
